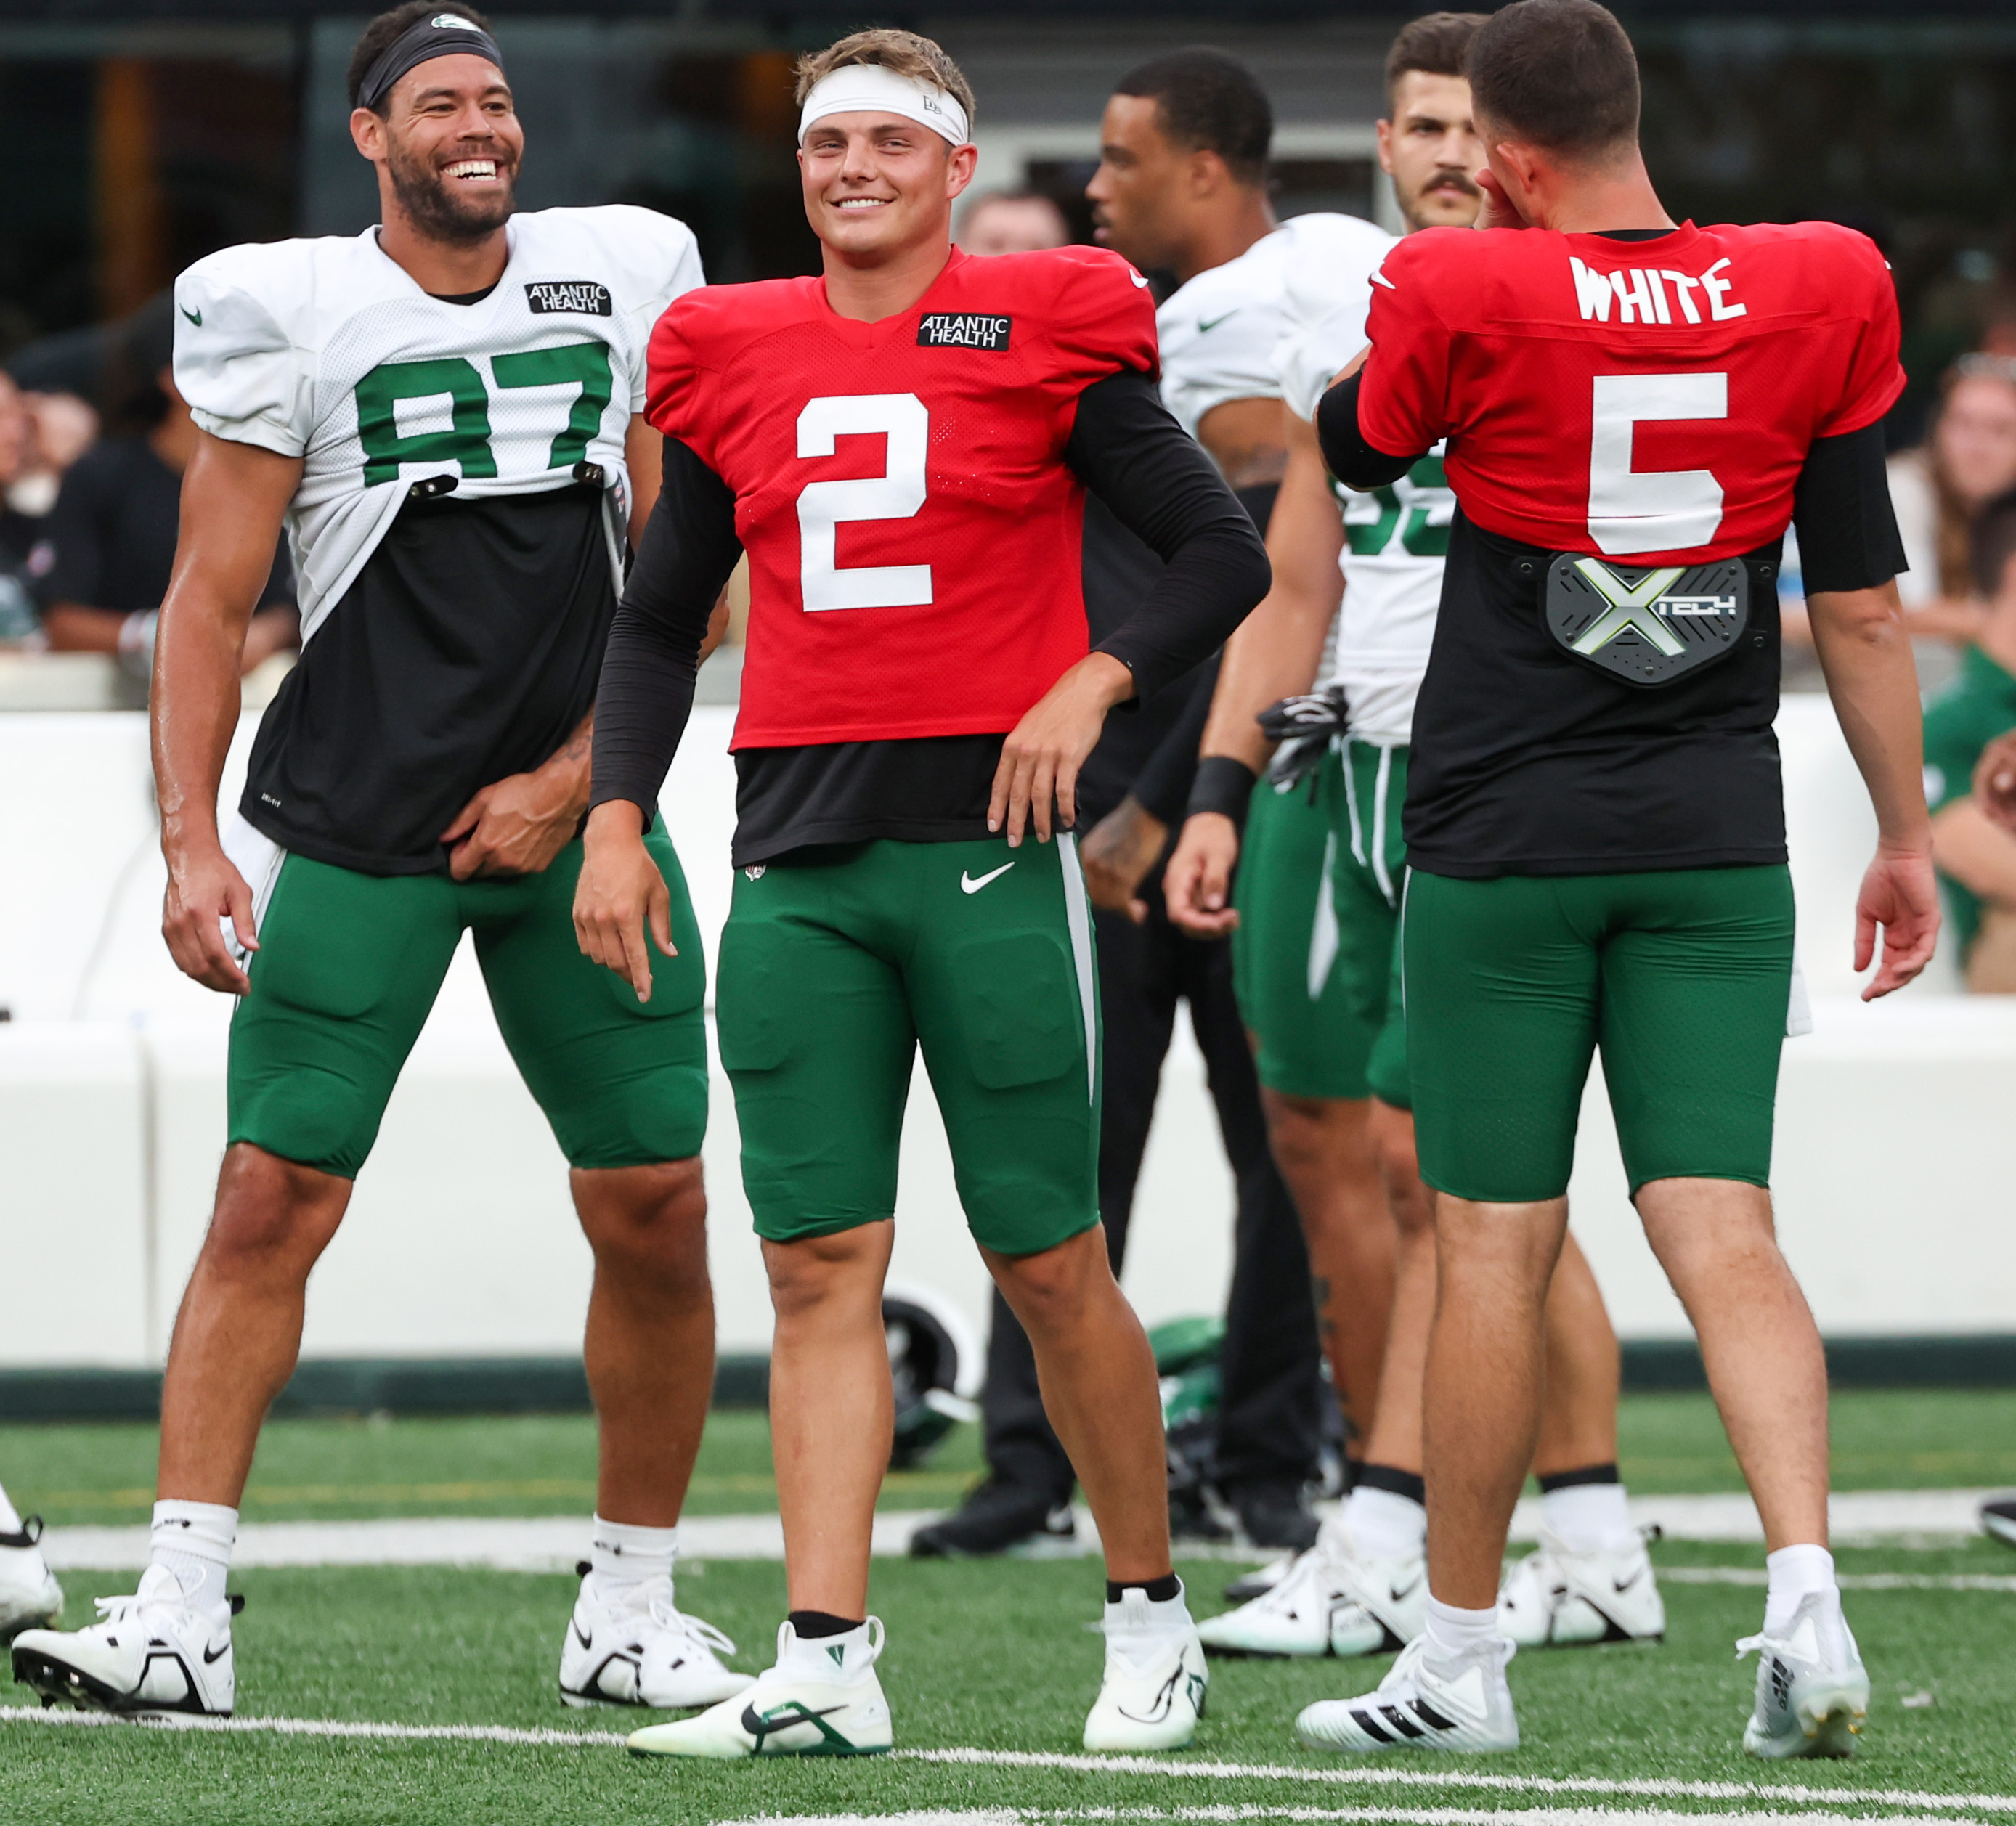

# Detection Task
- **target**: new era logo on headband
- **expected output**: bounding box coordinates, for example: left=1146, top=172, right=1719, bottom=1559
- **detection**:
left=919, top=312, right=1011, bottom=351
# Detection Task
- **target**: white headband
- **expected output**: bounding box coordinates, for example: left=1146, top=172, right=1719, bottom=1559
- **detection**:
left=797, top=63, right=970, bottom=149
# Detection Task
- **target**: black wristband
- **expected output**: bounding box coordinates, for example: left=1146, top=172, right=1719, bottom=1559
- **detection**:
left=1185, top=755, right=1259, bottom=831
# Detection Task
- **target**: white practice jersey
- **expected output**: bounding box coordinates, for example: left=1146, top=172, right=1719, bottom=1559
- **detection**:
left=1157, top=213, right=1394, bottom=441
left=174, top=205, right=702, bottom=637
left=1275, top=226, right=1448, bottom=746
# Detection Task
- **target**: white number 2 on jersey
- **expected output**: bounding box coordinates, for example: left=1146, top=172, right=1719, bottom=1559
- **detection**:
left=796, top=393, right=932, bottom=611
left=1588, top=372, right=1726, bottom=555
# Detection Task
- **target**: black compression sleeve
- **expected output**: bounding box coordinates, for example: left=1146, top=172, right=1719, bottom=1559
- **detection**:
left=1792, top=420, right=1907, bottom=595
left=1065, top=370, right=1271, bottom=701
left=1129, top=655, right=1219, bottom=826
left=588, top=437, right=743, bottom=817
left=1316, top=371, right=1421, bottom=492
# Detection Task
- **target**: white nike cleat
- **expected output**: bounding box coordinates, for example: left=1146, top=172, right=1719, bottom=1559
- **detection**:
left=10, top=1563, right=237, bottom=1718
left=1198, top=1517, right=1425, bottom=1658
left=1296, top=1634, right=1519, bottom=1754
left=1083, top=1589, right=1208, bottom=1752
left=558, top=1566, right=755, bottom=1710
left=1737, top=1589, right=1869, bottom=1759
left=0, top=1517, right=63, bottom=1642
left=626, top=1617, right=890, bottom=1758
left=1497, top=1528, right=1665, bottom=1647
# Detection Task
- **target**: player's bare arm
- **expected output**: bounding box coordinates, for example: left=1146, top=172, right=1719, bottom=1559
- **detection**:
left=440, top=708, right=594, bottom=881
left=1166, top=403, right=1343, bottom=937
left=989, top=651, right=1137, bottom=847
left=575, top=797, right=675, bottom=1003
left=1931, top=796, right=2016, bottom=918
left=1808, top=579, right=1941, bottom=998
left=1976, top=729, right=2016, bottom=832
left=153, top=429, right=305, bottom=994
left=1195, top=394, right=1288, bottom=491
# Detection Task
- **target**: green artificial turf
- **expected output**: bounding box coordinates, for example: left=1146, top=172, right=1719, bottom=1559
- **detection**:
left=0, top=1409, right=985, bottom=1526
left=5, top=1539, right=2014, bottom=1825
left=7, top=1389, right=2016, bottom=1528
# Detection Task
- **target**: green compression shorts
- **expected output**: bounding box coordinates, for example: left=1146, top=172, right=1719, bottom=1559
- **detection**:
left=1402, top=864, right=1794, bottom=1203
left=715, top=836, right=1100, bottom=1257
left=1233, top=747, right=1367, bottom=1100
left=1235, top=741, right=1412, bottom=1104
left=228, top=830, right=707, bottom=1180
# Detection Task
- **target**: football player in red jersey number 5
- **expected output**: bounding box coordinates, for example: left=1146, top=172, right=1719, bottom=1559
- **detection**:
left=574, top=30, right=1270, bottom=1758
left=1296, top=0, right=1939, bottom=1765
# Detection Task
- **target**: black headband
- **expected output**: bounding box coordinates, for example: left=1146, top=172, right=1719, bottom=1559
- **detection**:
left=357, top=15, right=506, bottom=113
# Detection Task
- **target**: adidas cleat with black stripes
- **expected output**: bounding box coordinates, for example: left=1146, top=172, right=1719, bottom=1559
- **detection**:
left=1295, top=1634, right=1519, bottom=1754
left=625, top=1617, right=890, bottom=1758
left=1736, top=1589, right=1868, bottom=1759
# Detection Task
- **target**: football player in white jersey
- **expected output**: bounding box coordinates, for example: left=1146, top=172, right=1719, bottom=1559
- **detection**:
left=1076, top=47, right=1397, bottom=1552
left=1166, top=13, right=1665, bottom=1660
left=13, top=3, right=747, bottom=1721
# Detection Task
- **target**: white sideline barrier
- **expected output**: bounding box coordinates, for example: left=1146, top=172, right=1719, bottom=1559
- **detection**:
left=0, top=695, right=2007, bottom=1369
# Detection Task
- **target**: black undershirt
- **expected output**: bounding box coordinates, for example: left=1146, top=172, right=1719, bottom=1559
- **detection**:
left=1316, top=350, right=1903, bottom=876
left=243, top=483, right=612, bottom=873
left=590, top=367, right=1270, bottom=866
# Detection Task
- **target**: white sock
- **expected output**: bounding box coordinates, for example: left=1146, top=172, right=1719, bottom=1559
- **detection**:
left=0, top=1480, right=22, bottom=1535
left=150, top=1500, right=236, bottom=1610
left=1763, top=1543, right=1836, bottom=1635
left=587, top=1515, right=677, bottom=1606
left=1105, top=1579, right=1193, bottom=1650
left=1342, top=1485, right=1428, bottom=1560
left=780, top=1616, right=874, bottom=1679
left=1423, top=1594, right=1500, bottom=1665
left=1542, top=1478, right=1637, bottom=1555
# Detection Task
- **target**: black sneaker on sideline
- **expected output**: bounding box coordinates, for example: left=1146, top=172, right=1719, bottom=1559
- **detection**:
left=1226, top=1479, right=1320, bottom=1552
left=909, top=1479, right=1077, bottom=1558
left=1983, top=1497, right=2016, bottom=1549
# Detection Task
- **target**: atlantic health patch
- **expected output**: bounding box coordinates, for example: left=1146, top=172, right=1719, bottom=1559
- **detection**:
left=526, top=280, right=613, bottom=316
left=918, top=311, right=1011, bottom=351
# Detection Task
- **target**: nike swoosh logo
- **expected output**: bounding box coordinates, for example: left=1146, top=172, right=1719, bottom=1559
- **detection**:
left=202, top=1641, right=229, bottom=1665
left=960, top=862, right=1015, bottom=894
left=1198, top=311, right=1238, bottom=333
left=1129, top=271, right=1150, bottom=288
left=180, top=304, right=201, bottom=327
left=1614, top=1570, right=1641, bottom=1593
left=1390, top=1576, right=1422, bottom=1602
left=572, top=1618, right=593, bottom=1650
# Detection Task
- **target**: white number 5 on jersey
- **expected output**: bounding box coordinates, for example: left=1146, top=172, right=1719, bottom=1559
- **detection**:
left=797, top=393, right=932, bottom=611
left=1588, top=372, right=1726, bottom=556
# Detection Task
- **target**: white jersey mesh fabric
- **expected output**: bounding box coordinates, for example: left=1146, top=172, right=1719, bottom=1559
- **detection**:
left=1273, top=226, right=1447, bottom=744
left=173, top=205, right=702, bottom=640
left=1157, top=213, right=1392, bottom=443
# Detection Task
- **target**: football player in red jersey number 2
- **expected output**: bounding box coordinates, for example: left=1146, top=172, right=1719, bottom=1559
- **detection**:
left=1296, top=0, right=1939, bottom=1764
left=574, top=30, right=1269, bottom=1758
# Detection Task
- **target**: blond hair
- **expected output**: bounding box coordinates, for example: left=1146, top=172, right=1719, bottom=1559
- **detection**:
left=793, top=29, right=975, bottom=130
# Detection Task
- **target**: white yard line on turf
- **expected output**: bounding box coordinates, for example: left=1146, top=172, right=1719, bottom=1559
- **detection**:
left=1662, top=1568, right=2016, bottom=1593
left=707, top=1811, right=1989, bottom=1826
left=901, top=1750, right=2016, bottom=1816
left=35, top=1490, right=2003, bottom=1572
left=3, top=1707, right=2008, bottom=1817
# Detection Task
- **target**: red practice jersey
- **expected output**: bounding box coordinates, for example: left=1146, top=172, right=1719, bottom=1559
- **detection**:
left=646, top=245, right=1158, bottom=749
left=1356, top=220, right=1905, bottom=565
